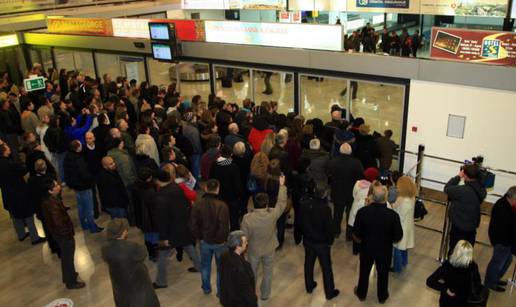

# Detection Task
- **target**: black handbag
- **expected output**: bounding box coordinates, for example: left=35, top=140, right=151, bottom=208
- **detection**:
left=414, top=198, right=428, bottom=221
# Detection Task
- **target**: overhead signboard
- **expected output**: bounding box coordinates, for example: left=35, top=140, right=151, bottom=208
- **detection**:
left=205, top=21, right=342, bottom=51
left=0, top=34, right=19, bottom=48
left=24, top=77, right=46, bottom=92
left=47, top=17, right=113, bottom=36
left=420, top=0, right=508, bottom=17
left=430, top=27, right=516, bottom=66
left=181, top=0, right=226, bottom=9
left=227, top=0, right=286, bottom=9
left=289, top=0, right=347, bottom=11
left=347, top=0, right=420, bottom=13
left=112, top=18, right=151, bottom=38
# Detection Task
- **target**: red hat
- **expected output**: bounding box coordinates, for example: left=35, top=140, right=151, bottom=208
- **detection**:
left=364, top=167, right=380, bottom=182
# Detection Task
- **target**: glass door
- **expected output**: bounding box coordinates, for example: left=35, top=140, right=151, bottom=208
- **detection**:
left=252, top=69, right=294, bottom=114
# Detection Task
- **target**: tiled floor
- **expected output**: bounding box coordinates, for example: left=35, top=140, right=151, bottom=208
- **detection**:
left=0, top=187, right=514, bottom=307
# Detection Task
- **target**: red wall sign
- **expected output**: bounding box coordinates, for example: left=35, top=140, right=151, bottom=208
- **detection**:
left=430, top=27, right=516, bottom=66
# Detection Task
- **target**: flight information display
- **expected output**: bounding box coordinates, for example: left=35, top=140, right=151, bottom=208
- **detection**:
left=152, top=43, right=173, bottom=61
left=149, top=23, right=171, bottom=40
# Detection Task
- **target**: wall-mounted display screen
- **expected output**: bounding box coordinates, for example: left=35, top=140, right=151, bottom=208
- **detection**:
left=205, top=21, right=342, bottom=51
left=149, top=23, right=171, bottom=40
left=152, top=43, right=173, bottom=61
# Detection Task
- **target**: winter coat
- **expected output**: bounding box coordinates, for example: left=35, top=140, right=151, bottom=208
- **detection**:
left=0, top=156, right=33, bottom=218
left=376, top=136, right=396, bottom=171
left=128, top=181, right=156, bottom=233
left=444, top=176, right=487, bottom=232
left=41, top=195, right=74, bottom=239
left=97, top=169, right=130, bottom=209
left=248, top=127, right=273, bottom=155
left=190, top=193, right=230, bottom=244
left=101, top=240, right=161, bottom=307
left=220, top=250, right=258, bottom=307
left=355, top=134, right=378, bottom=169
left=200, top=148, right=220, bottom=180
left=488, top=195, right=516, bottom=247
left=108, top=148, right=137, bottom=187
left=348, top=180, right=371, bottom=227
left=327, top=154, right=364, bottom=205
left=393, top=196, right=416, bottom=250
left=63, top=150, right=95, bottom=191
left=300, top=148, right=329, bottom=184
left=210, top=157, right=243, bottom=202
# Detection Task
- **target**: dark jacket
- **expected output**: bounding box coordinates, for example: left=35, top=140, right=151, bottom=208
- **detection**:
left=300, top=148, right=329, bottom=184
left=327, top=154, right=364, bottom=204
left=233, top=155, right=252, bottom=193
left=149, top=183, right=192, bottom=247
left=488, top=195, right=516, bottom=247
left=220, top=250, right=258, bottom=307
left=355, top=134, right=378, bottom=169
left=269, top=145, right=291, bottom=177
left=426, top=261, right=481, bottom=307
left=376, top=136, right=396, bottom=171
left=353, top=202, right=403, bottom=257
left=26, top=149, right=57, bottom=177
left=444, top=176, right=487, bottom=232
left=0, top=156, right=33, bottom=218
left=84, top=144, right=103, bottom=175
left=92, top=123, right=111, bottom=156
left=299, top=196, right=334, bottom=245
left=129, top=181, right=156, bottom=233
left=190, top=193, right=230, bottom=244
left=216, top=109, right=233, bottom=140
left=135, top=154, right=159, bottom=172
left=27, top=172, right=57, bottom=219
left=41, top=195, right=74, bottom=239
left=200, top=148, right=220, bottom=180
left=210, top=158, right=243, bottom=202
left=101, top=240, right=161, bottom=307
left=97, top=169, right=130, bottom=209
left=224, top=133, right=252, bottom=157
left=44, top=126, right=67, bottom=154
left=0, top=108, right=21, bottom=134
left=64, top=150, right=95, bottom=191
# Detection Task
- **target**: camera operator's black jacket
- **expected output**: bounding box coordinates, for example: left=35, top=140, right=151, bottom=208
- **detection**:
left=444, top=176, right=487, bottom=232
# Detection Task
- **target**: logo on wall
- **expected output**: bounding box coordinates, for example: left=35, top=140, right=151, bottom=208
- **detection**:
left=481, top=39, right=501, bottom=58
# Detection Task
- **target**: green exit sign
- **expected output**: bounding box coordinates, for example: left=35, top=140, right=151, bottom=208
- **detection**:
left=24, top=77, right=46, bottom=92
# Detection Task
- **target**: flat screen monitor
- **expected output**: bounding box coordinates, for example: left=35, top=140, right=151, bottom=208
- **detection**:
left=151, top=43, right=173, bottom=61
left=149, top=22, right=171, bottom=41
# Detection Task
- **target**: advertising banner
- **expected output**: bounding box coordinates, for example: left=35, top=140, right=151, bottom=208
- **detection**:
left=205, top=21, right=342, bottom=51
left=111, top=18, right=205, bottom=41
left=227, top=0, right=287, bottom=10
left=347, top=0, right=420, bottom=13
left=420, top=0, right=508, bottom=17
left=289, top=0, right=347, bottom=11
left=430, top=27, right=516, bottom=66
left=47, top=17, right=113, bottom=36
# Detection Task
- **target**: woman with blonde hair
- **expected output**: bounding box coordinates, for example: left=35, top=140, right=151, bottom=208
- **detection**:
left=392, top=175, right=417, bottom=272
left=427, top=240, right=483, bottom=307
left=260, top=132, right=276, bottom=156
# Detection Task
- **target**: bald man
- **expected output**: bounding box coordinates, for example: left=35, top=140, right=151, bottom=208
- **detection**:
left=224, top=122, right=251, bottom=157
left=327, top=142, right=364, bottom=239
left=84, top=131, right=103, bottom=218
left=96, top=156, right=130, bottom=219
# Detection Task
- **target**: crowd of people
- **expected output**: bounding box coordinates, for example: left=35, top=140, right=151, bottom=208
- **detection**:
left=0, top=67, right=514, bottom=307
left=343, top=23, right=422, bottom=58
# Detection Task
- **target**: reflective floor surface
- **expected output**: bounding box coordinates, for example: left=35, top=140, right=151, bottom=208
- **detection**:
left=0, top=187, right=514, bottom=306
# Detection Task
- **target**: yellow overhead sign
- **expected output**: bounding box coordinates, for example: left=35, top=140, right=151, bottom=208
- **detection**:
left=0, top=34, right=19, bottom=48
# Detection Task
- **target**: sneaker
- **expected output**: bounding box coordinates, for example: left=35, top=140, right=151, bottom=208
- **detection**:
left=66, top=281, right=86, bottom=289
left=31, top=237, right=47, bottom=245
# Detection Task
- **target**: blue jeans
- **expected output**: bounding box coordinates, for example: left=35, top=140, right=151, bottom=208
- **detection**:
left=105, top=207, right=126, bottom=219
left=485, top=244, right=513, bottom=288
left=75, top=189, right=100, bottom=232
left=144, top=232, right=159, bottom=244
left=190, top=154, right=201, bottom=183
left=200, top=241, right=226, bottom=295
left=392, top=247, right=408, bottom=273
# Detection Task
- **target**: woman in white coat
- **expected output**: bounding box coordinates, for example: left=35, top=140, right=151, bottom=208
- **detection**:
left=135, top=125, right=160, bottom=165
left=348, top=167, right=380, bottom=254
left=392, top=175, right=417, bottom=272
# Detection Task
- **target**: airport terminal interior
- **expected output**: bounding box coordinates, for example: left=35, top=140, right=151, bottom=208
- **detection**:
left=0, top=1, right=515, bottom=307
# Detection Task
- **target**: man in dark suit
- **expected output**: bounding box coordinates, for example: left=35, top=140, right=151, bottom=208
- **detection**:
left=353, top=183, right=403, bottom=304
left=149, top=170, right=201, bottom=288
left=97, top=156, right=130, bottom=219
left=220, top=230, right=258, bottom=307
left=101, top=218, right=161, bottom=307
left=299, top=182, right=340, bottom=300
left=327, top=143, right=364, bottom=239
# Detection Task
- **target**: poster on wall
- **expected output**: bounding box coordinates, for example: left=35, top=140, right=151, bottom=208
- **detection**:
left=205, top=21, right=342, bottom=51
left=420, top=0, right=508, bottom=17
left=430, top=27, right=516, bottom=66
left=347, top=0, right=420, bottom=13
left=227, top=0, right=287, bottom=10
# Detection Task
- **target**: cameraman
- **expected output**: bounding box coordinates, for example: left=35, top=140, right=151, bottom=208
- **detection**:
left=444, top=164, right=487, bottom=254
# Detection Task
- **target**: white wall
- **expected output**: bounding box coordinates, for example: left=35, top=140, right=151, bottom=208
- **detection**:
left=404, top=80, right=516, bottom=203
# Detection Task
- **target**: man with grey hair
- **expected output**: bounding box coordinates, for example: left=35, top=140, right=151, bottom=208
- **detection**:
left=220, top=230, right=258, bottom=307
left=300, top=138, right=329, bottom=184
left=353, top=183, right=403, bottom=304
left=484, top=186, right=516, bottom=292
left=225, top=122, right=252, bottom=157
left=327, top=142, right=364, bottom=239
left=269, top=132, right=290, bottom=177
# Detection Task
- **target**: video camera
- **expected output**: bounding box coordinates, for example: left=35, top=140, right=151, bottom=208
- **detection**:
left=462, top=155, right=495, bottom=189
